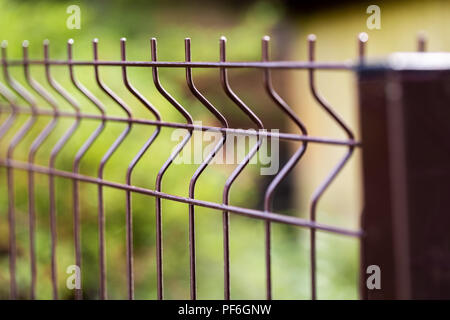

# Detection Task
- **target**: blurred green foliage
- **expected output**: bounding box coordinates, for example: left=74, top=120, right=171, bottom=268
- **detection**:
left=0, top=0, right=358, bottom=299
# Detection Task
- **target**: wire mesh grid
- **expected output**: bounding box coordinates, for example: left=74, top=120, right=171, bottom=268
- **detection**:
left=0, top=34, right=367, bottom=300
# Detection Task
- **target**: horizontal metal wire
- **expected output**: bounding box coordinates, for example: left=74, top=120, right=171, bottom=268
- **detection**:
left=0, top=158, right=362, bottom=238
left=0, top=105, right=360, bottom=146
left=4, top=59, right=354, bottom=70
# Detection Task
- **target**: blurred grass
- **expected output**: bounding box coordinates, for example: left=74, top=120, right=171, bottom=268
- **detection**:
left=0, top=0, right=359, bottom=299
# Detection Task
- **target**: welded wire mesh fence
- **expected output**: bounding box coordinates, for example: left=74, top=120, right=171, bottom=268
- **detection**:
left=0, top=32, right=427, bottom=300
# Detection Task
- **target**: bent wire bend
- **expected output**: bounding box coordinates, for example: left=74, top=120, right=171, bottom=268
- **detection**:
left=219, top=36, right=265, bottom=300
left=151, top=37, right=194, bottom=300
left=0, top=41, right=28, bottom=143
left=261, top=36, right=308, bottom=300
left=0, top=81, right=17, bottom=140
left=121, top=38, right=161, bottom=299
left=93, top=38, right=133, bottom=300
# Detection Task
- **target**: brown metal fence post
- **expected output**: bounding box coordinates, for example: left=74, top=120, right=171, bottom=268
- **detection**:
left=358, top=53, right=450, bottom=299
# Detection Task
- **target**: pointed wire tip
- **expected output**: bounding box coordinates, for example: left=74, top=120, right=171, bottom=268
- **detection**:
left=262, top=35, right=270, bottom=42
left=417, top=31, right=427, bottom=42
left=22, top=40, right=29, bottom=47
left=417, top=31, right=427, bottom=52
left=358, top=32, right=369, bottom=43
left=68, top=38, right=74, bottom=45
left=307, top=34, right=317, bottom=42
left=417, top=30, right=427, bottom=37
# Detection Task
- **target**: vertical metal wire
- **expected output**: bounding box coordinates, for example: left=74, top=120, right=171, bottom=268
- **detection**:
left=417, top=32, right=427, bottom=52
left=150, top=37, right=194, bottom=300
left=68, top=39, right=106, bottom=300
left=261, top=36, right=308, bottom=300
left=307, top=34, right=356, bottom=300
left=0, top=82, right=18, bottom=298
left=121, top=38, right=161, bottom=299
left=219, top=36, right=265, bottom=300
left=23, top=40, right=60, bottom=299
left=357, top=32, right=367, bottom=300
left=2, top=40, right=39, bottom=299
left=185, top=38, right=229, bottom=300
left=93, top=38, right=133, bottom=300
left=44, top=39, right=82, bottom=299
left=23, top=43, right=39, bottom=299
